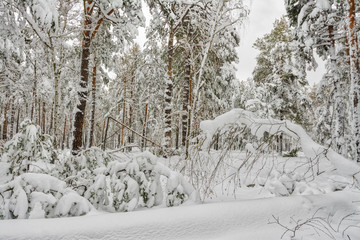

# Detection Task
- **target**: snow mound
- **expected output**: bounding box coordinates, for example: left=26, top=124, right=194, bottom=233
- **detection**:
left=0, top=173, right=91, bottom=219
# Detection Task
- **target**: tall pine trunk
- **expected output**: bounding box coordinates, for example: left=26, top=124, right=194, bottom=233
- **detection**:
left=9, top=101, right=15, bottom=139
left=51, top=45, right=60, bottom=147
left=72, top=4, right=92, bottom=154
left=62, top=116, right=67, bottom=150
left=31, top=61, right=37, bottom=122
left=128, top=74, right=134, bottom=146
left=182, top=54, right=191, bottom=148
left=347, top=0, right=360, bottom=162
left=2, top=101, right=9, bottom=140
left=329, top=25, right=345, bottom=155
left=16, top=108, right=20, bottom=134
left=49, top=103, right=54, bottom=135
left=142, top=103, right=148, bottom=149
left=164, top=21, right=174, bottom=148
left=121, top=76, right=127, bottom=147
left=42, top=102, right=46, bottom=133
left=89, top=57, right=97, bottom=148
left=181, top=14, right=193, bottom=155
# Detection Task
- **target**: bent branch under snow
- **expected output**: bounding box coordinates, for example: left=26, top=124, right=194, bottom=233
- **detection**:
left=200, top=109, right=360, bottom=179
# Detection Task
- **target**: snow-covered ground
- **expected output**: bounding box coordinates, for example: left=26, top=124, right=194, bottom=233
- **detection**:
left=1, top=190, right=359, bottom=240
left=1, top=112, right=360, bottom=240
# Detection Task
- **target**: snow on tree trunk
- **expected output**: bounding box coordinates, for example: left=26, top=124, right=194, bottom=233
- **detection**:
left=89, top=56, right=97, bottom=148
left=328, top=25, right=346, bottom=155
left=9, top=100, right=15, bottom=139
left=164, top=21, right=174, bottom=149
left=72, top=6, right=92, bottom=155
left=347, top=0, right=360, bottom=162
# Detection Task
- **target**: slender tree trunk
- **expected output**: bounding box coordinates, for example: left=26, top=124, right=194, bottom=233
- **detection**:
left=89, top=56, right=97, bottom=148
left=51, top=46, right=60, bottom=147
left=347, top=0, right=360, bottom=161
left=2, top=101, right=9, bottom=140
left=175, top=113, right=180, bottom=150
left=25, top=103, right=28, bottom=119
left=142, top=103, right=148, bottom=149
left=31, top=61, right=37, bottom=122
left=10, top=101, right=15, bottom=139
left=128, top=75, right=134, bottom=146
left=67, top=113, right=71, bottom=149
left=37, top=100, right=41, bottom=127
left=42, top=102, right=46, bottom=133
left=49, top=103, right=54, bottom=135
left=102, top=119, right=106, bottom=145
left=72, top=4, right=92, bottom=154
left=329, top=25, right=345, bottom=155
left=117, top=105, right=121, bottom=147
left=62, top=115, right=67, bottom=150
left=182, top=55, right=191, bottom=148
left=164, top=20, right=174, bottom=148
left=181, top=13, right=193, bottom=151
left=83, top=118, right=87, bottom=148
left=121, top=76, right=127, bottom=147
left=16, top=108, right=20, bottom=134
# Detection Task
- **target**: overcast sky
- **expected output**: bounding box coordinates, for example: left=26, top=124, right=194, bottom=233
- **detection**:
left=236, top=0, right=325, bottom=86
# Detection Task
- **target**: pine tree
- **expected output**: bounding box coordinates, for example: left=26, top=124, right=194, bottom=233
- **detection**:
left=251, top=17, right=311, bottom=126
left=72, top=0, right=144, bottom=154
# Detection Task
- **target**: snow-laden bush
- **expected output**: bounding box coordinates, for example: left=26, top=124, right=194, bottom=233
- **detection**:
left=0, top=124, right=198, bottom=218
left=1, top=119, right=57, bottom=176
left=79, top=152, right=197, bottom=211
left=263, top=170, right=353, bottom=196
left=56, top=147, right=113, bottom=191
left=0, top=173, right=92, bottom=219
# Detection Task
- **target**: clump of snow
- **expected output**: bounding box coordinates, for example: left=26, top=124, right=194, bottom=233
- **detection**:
left=315, top=0, right=331, bottom=10
left=0, top=173, right=91, bottom=219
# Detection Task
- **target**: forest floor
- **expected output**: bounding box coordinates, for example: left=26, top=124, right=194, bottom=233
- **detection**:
left=0, top=185, right=359, bottom=240
left=1, top=149, right=360, bottom=240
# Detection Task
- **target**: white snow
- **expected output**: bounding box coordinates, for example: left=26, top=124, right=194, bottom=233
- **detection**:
left=315, top=0, right=331, bottom=10
left=200, top=109, right=360, bottom=179
left=0, top=190, right=358, bottom=240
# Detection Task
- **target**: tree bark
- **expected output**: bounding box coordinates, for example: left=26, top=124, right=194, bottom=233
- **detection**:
left=38, top=100, right=41, bottom=127
left=182, top=55, right=191, bottom=148
left=347, top=0, right=360, bottom=161
left=72, top=2, right=92, bottom=154
left=16, top=108, right=20, bottom=134
left=42, top=102, right=46, bottom=133
left=89, top=56, right=97, bottom=148
left=181, top=14, right=193, bottom=151
left=49, top=103, right=53, bottom=135
left=51, top=45, right=60, bottom=147
left=328, top=25, right=345, bottom=155
left=128, top=74, right=134, bottom=146
left=10, top=101, right=15, bottom=139
left=142, top=103, right=148, bottom=149
left=164, top=20, right=174, bottom=148
left=62, top=116, right=67, bottom=150
left=2, top=101, right=9, bottom=140
left=31, top=61, right=37, bottom=122
left=121, top=76, right=127, bottom=147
